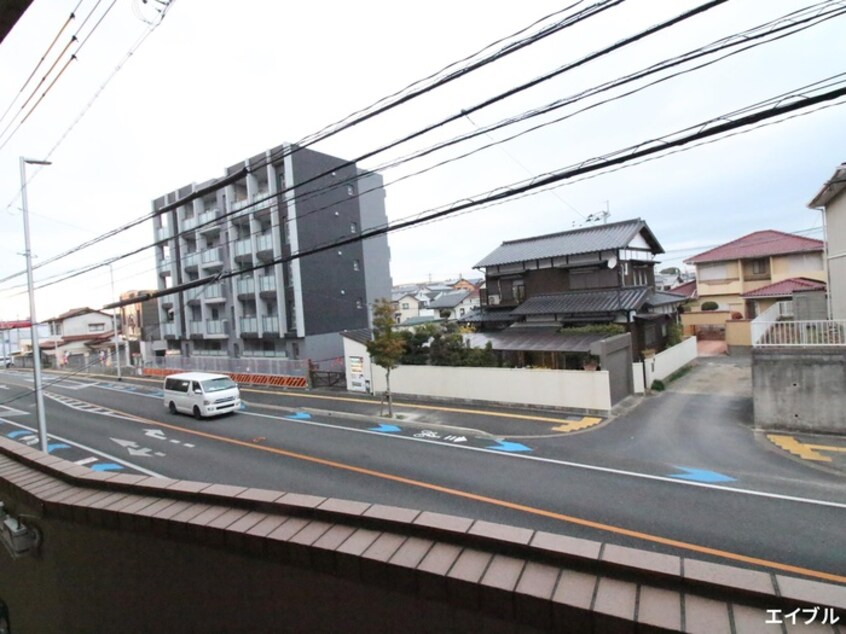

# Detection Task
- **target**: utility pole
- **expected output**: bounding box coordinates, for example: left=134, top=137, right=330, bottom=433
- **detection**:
left=20, top=157, right=51, bottom=452
left=109, top=264, right=122, bottom=381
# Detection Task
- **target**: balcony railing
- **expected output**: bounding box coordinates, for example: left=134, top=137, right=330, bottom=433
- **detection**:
left=206, top=319, right=227, bottom=336
left=156, top=226, right=171, bottom=242
left=161, top=322, right=177, bottom=337
left=201, top=247, right=224, bottom=267
left=258, top=276, right=277, bottom=293
left=240, top=316, right=258, bottom=333
left=262, top=316, right=279, bottom=333
left=182, top=216, right=197, bottom=231
left=198, top=208, right=220, bottom=226
left=234, top=239, right=253, bottom=258
left=236, top=278, right=255, bottom=296
left=188, top=321, right=203, bottom=336
left=182, top=252, right=200, bottom=269
left=157, top=259, right=172, bottom=275
left=256, top=234, right=273, bottom=253
left=751, top=301, right=846, bottom=346
left=204, top=283, right=225, bottom=301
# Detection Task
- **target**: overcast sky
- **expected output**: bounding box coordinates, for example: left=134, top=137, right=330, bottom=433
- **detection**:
left=0, top=0, right=844, bottom=321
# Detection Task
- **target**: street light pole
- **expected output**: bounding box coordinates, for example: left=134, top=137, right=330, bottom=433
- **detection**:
left=20, top=156, right=51, bottom=453
left=109, top=263, right=122, bottom=381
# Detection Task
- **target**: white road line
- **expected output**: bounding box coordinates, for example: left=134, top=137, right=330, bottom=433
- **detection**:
left=0, top=416, right=165, bottom=477
left=242, top=410, right=846, bottom=511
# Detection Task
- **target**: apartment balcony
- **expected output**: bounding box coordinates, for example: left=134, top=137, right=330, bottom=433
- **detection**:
left=261, top=316, right=280, bottom=334
left=236, top=277, right=255, bottom=298
left=233, top=239, right=253, bottom=262
left=258, top=275, right=277, bottom=297
left=161, top=322, right=177, bottom=338
left=205, top=319, right=228, bottom=339
left=188, top=321, right=204, bottom=338
left=201, top=247, right=224, bottom=270
left=157, top=259, right=172, bottom=277
left=229, top=198, right=251, bottom=225
left=182, top=252, right=200, bottom=272
left=186, top=293, right=201, bottom=306
left=198, top=208, right=222, bottom=236
left=240, top=316, right=258, bottom=337
left=204, top=283, right=226, bottom=303
left=155, top=226, right=172, bottom=242
left=181, top=216, right=198, bottom=232
left=159, top=295, right=174, bottom=308
left=256, top=234, right=274, bottom=261
left=252, top=193, right=274, bottom=220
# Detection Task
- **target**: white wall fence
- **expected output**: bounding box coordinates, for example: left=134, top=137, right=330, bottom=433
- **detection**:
left=145, top=355, right=309, bottom=377
left=371, top=365, right=612, bottom=413
left=632, top=336, right=697, bottom=393
left=750, top=301, right=846, bottom=347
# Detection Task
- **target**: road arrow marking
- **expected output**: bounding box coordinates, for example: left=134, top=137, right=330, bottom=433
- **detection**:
left=487, top=439, right=532, bottom=453
left=144, top=429, right=167, bottom=440
left=0, top=385, right=8, bottom=390
left=91, top=463, right=124, bottom=472
left=285, top=412, right=311, bottom=420
left=47, top=442, right=70, bottom=453
left=668, top=466, right=735, bottom=483
left=110, top=437, right=154, bottom=457
left=369, top=423, right=400, bottom=433
left=7, top=430, right=32, bottom=438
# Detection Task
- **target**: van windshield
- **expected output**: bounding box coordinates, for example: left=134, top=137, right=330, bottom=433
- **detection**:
left=201, top=378, right=237, bottom=393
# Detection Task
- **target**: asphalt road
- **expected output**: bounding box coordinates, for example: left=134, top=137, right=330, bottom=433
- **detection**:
left=0, top=366, right=844, bottom=584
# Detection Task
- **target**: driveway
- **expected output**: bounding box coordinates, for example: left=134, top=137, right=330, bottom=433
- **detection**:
left=668, top=354, right=751, bottom=398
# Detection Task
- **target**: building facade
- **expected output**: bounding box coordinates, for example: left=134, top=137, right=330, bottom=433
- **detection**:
left=808, top=162, right=846, bottom=320
left=152, top=144, right=391, bottom=362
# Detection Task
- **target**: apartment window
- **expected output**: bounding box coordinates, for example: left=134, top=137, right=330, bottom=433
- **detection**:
left=353, top=259, right=360, bottom=272
left=350, top=221, right=358, bottom=234
left=346, top=185, right=355, bottom=196
left=356, top=299, right=363, bottom=310
left=88, top=323, right=106, bottom=333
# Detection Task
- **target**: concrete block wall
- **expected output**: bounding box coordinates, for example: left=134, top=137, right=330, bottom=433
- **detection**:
left=0, top=438, right=843, bottom=632
left=752, top=346, right=846, bottom=433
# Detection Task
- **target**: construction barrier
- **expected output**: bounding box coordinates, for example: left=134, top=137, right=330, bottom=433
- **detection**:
left=142, top=367, right=308, bottom=389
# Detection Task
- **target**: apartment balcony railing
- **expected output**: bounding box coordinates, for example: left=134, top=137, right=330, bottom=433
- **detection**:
left=157, top=259, right=172, bottom=276
left=234, top=239, right=253, bottom=260
left=751, top=301, right=846, bottom=346
left=240, top=316, right=258, bottom=333
left=256, top=234, right=273, bottom=257
left=161, top=322, right=177, bottom=337
left=182, top=216, right=198, bottom=232
left=187, top=321, right=204, bottom=337
left=182, top=252, right=200, bottom=270
left=252, top=193, right=274, bottom=218
left=201, top=247, right=224, bottom=268
left=198, top=209, right=222, bottom=234
left=206, top=319, right=227, bottom=336
left=236, top=278, right=255, bottom=297
left=262, top=316, right=280, bottom=333
left=156, top=226, right=171, bottom=242
left=258, top=275, right=277, bottom=294
left=204, top=283, right=225, bottom=302
left=192, top=349, right=228, bottom=357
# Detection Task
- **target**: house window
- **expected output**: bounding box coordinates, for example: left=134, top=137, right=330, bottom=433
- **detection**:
left=88, top=323, right=106, bottom=332
left=401, top=303, right=409, bottom=310
left=750, top=258, right=768, bottom=275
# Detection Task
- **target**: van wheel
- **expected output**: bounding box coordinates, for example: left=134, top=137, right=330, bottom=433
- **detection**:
left=168, top=401, right=177, bottom=415
left=193, top=406, right=202, bottom=420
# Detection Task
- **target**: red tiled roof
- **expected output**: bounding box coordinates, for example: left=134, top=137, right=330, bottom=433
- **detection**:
left=684, top=230, right=823, bottom=264
left=740, top=277, right=826, bottom=299
left=668, top=280, right=697, bottom=300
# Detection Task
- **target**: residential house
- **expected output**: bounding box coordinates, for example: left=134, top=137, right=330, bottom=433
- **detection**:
left=119, top=290, right=162, bottom=363
left=427, top=289, right=480, bottom=321
left=152, top=143, right=391, bottom=362
left=465, top=218, right=684, bottom=362
left=740, top=277, right=826, bottom=319
left=808, top=162, right=846, bottom=319
left=684, top=230, right=825, bottom=318
left=42, top=308, right=119, bottom=367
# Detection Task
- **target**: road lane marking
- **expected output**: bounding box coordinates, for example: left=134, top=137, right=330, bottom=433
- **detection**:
left=0, top=416, right=165, bottom=477
left=45, top=402, right=845, bottom=584
left=767, top=435, right=832, bottom=462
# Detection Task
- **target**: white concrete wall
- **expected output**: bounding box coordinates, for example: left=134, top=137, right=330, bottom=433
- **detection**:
left=371, top=365, right=612, bottom=412
left=632, top=336, right=697, bottom=392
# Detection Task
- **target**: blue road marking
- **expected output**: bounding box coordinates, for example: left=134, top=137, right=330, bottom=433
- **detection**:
left=47, top=443, right=71, bottom=453
left=285, top=412, right=311, bottom=420
left=668, top=466, right=735, bottom=483
left=90, top=463, right=124, bottom=472
left=487, top=439, right=532, bottom=453
left=369, top=423, right=401, bottom=433
left=151, top=390, right=164, bottom=397
left=7, top=430, right=32, bottom=439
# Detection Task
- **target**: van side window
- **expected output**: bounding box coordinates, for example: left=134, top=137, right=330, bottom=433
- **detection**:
left=192, top=381, right=202, bottom=393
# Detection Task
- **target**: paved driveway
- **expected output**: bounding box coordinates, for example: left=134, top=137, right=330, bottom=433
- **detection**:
left=668, top=355, right=751, bottom=398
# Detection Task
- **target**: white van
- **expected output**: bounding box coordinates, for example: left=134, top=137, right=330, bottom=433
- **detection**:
left=163, top=372, right=241, bottom=419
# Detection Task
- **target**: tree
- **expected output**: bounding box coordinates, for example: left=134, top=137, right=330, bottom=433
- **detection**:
left=366, top=298, right=406, bottom=417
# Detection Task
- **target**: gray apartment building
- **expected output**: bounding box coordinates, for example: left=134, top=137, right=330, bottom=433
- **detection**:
left=152, top=143, right=392, bottom=362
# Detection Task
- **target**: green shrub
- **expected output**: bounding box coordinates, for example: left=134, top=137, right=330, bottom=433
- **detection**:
left=701, top=301, right=719, bottom=311
left=650, top=379, right=666, bottom=391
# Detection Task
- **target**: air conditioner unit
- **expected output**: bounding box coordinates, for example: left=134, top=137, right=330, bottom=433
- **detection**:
left=488, top=295, right=501, bottom=306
